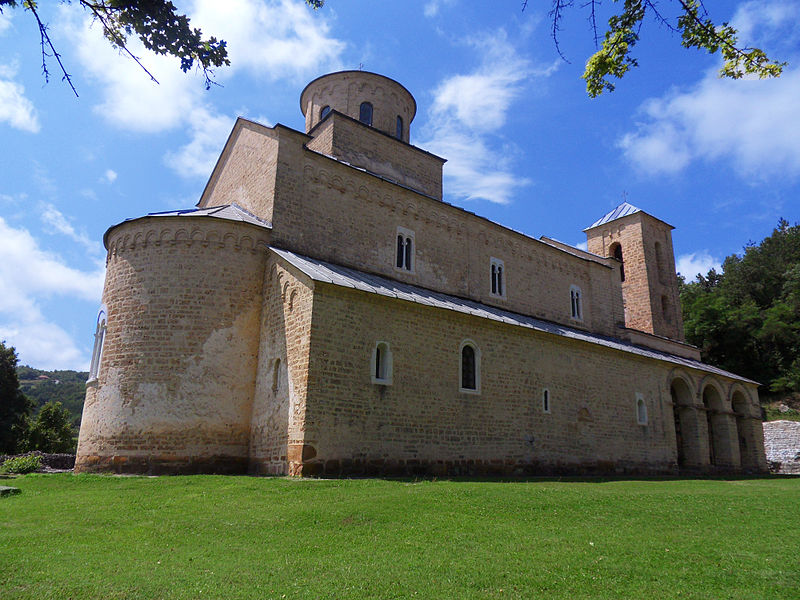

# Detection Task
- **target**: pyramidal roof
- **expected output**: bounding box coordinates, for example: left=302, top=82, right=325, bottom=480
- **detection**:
left=584, top=202, right=642, bottom=230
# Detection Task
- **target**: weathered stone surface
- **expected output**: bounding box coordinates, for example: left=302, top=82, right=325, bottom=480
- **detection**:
left=763, top=420, right=800, bottom=474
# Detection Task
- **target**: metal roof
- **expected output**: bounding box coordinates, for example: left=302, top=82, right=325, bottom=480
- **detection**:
left=142, top=204, right=271, bottom=228
left=585, top=202, right=642, bottom=230
left=271, top=247, right=756, bottom=384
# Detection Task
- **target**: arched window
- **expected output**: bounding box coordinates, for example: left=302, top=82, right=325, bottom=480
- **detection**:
left=371, top=342, right=392, bottom=385
left=459, top=341, right=480, bottom=393
left=611, top=243, right=625, bottom=282
left=396, top=115, right=403, bottom=139
left=320, top=105, right=331, bottom=120
left=490, top=257, right=504, bottom=297
left=636, top=393, right=647, bottom=425
left=88, top=306, right=108, bottom=382
left=359, top=102, right=373, bottom=126
left=570, top=285, right=583, bottom=321
left=395, top=227, right=414, bottom=272
left=542, top=389, right=551, bottom=414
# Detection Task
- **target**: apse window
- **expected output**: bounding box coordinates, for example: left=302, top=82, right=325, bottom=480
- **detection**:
left=636, top=393, right=648, bottom=425
left=395, top=227, right=415, bottom=272
left=372, top=341, right=393, bottom=385
left=359, top=102, right=373, bottom=126
left=542, top=389, right=551, bottom=414
left=396, top=115, right=403, bottom=139
left=320, top=105, right=331, bottom=120
left=87, top=306, right=108, bottom=382
left=490, top=257, right=505, bottom=298
left=570, top=285, right=583, bottom=321
left=459, top=340, right=480, bottom=394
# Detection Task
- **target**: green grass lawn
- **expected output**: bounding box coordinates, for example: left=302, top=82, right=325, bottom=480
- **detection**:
left=1, top=474, right=798, bottom=599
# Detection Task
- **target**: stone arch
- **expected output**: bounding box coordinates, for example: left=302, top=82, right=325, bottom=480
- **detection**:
left=730, top=385, right=759, bottom=470
left=669, top=372, right=704, bottom=468
left=701, top=378, right=740, bottom=468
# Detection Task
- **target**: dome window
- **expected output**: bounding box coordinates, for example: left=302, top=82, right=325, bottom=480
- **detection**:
left=359, top=102, right=373, bottom=126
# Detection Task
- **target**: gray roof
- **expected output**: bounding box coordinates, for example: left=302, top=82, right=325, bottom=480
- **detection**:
left=143, top=204, right=271, bottom=228
left=271, top=247, right=756, bottom=385
left=585, top=202, right=642, bottom=230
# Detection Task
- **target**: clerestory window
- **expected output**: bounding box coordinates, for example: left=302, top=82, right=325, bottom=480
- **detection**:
left=395, top=227, right=415, bottom=272
left=359, top=102, right=373, bottom=126
left=570, top=285, right=583, bottom=321
left=490, top=257, right=505, bottom=298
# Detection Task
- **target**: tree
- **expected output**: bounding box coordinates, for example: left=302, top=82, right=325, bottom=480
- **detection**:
left=27, top=401, right=76, bottom=453
left=526, top=0, right=785, bottom=97
left=681, top=220, right=800, bottom=396
left=0, top=341, right=33, bottom=454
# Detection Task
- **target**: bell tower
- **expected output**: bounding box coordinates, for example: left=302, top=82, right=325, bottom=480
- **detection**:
left=585, top=202, right=685, bottom=341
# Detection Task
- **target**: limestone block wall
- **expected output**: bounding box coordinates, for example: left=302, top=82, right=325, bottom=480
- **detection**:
left=269, top=147, right=624, bottom=337
left=198, top=120, right=279, bottom=220
left=306, top=114, right=444, bottom=199
left=75, top=217, right=270, bottom=474
left=248, top=258, right=314, bottom=475
left=763, top=420, right=800, bottom=474
left=295, top=283, right=683, bottom=477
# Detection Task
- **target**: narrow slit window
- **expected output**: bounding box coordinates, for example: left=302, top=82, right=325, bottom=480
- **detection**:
left=372, top=342, right=392, bottom=385
left=88, top=306, right=107, bottom=382
left=570, top=285, right=583, bottom=321
left=542, top=389, right=551, bottom=414
left=359, top=102, right=373, bottom=126
left=272, top=358, right=281, bottom=393
left=636, top=394, right=648, bottom=425
left=396, top=115, right=403, bottom=139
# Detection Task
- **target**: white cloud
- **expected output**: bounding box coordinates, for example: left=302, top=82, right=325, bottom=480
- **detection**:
left=101, top=169, right=117, bottom=184
left=0, top=10, right=11, bottom=34
left=0, top=217, right=105, bottom=369
left=676, top=251, right=721, bottom=280
left=165, top=107, right=235, bottom=178
left=0, top=62, right=40, bottom=133
left=424, top=0, right=455, bottom=18
left=40, top=202, right=102, bottom=254
left=420, top=31, right=536, bottom=204
left=619, top=3, right=800, bottom=178
left=191, top=0, right=345, bottom=81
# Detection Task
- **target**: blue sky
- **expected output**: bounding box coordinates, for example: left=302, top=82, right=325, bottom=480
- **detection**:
left=1, top=0, right=799, bottom=370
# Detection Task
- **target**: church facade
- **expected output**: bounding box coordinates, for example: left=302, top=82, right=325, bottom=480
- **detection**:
left=75, top=71, right=767, bottom=476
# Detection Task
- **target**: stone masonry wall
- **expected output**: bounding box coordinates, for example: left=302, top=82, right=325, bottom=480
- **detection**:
left=75, top=217, right=270, bottom=474
left=268, top=137, right=624, bottom=338
left=763, top=420, right=800, bottom=474
left=248, top=258, right=315, bottom=475
left=296, top=282, right=689, bottom=477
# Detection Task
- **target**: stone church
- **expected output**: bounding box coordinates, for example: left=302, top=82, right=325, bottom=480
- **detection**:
left=75, top=71, right=767, bottom=476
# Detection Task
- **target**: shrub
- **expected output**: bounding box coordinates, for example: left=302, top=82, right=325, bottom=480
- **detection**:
left=0, top=454, right=42, bottom=474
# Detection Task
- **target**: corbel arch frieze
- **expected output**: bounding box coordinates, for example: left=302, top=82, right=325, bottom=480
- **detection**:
left=107, top=223, right=268, bottom=256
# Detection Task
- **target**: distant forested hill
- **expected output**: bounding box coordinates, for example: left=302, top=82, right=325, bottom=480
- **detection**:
left=16, top=366, right=87, bottom=428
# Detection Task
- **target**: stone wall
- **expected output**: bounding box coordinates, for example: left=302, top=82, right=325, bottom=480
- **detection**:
left=763, top=420, right=800, bottom=474
left=75, top=217, right=271, bottom=474
left=283, top=278, right=764, bottom=477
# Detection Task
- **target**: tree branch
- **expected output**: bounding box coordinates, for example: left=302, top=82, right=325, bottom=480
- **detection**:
left=27, top=2, right=79, bottom=97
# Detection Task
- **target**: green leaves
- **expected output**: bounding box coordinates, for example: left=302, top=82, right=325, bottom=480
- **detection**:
left=581, top=0, right=784, bottom=97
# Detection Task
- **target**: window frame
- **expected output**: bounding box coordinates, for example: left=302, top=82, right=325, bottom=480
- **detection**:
left=636, top=392, right=648, bottom=425
left=459, top=340, right=481, bottom=394
left=394, top=226, right=415, bottom=273
left=371, top=341, right=393, bottom=385
left=490, top=257, right=506, bottom=299
left=87, top=305, right=108, bottom=383
left=570, top=284, right=583, bottom=322
left=359, top=101, right=373, bottom=126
